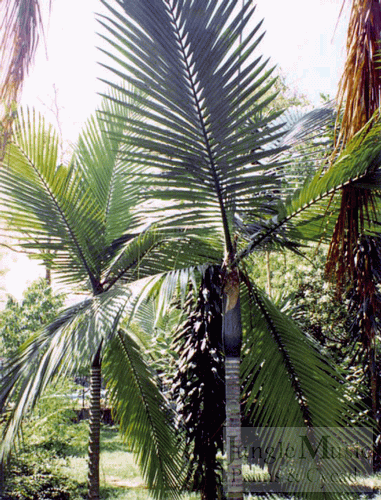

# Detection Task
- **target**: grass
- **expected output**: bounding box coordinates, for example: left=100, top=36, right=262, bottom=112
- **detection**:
left=62, top=424, right=200, bottom=499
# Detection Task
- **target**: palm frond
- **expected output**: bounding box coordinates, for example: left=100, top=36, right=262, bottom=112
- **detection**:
left=104, top=230, right=222, bottom=289
left=335, top=0, right=381, bottom=147
left=235, top=116, right=381, bottom=263
left=274, top=103, right=335, bottom=191
left=0, top=108, right=104, bottom=290
left=279, top=103, right=335, bottom=148
left=122, top=264, right=203, bottom=339
left=103, top=329, right=185, bottom=499
left=73, top=85, right=144, bottom=245
left=98, top=0, right=285, bottom=256
left=240, top=278, right=371, bottom=498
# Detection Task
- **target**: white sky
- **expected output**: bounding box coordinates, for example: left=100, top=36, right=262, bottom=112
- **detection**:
left=0, top=0, right=349, bottom=302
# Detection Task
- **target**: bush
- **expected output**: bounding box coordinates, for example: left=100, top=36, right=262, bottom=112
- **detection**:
left=1, top=379, right=89, bottom=499
left=3, top=447, right=86, bottom=500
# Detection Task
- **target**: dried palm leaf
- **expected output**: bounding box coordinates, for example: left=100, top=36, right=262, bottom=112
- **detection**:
left=336, top=0, right=381, bottom=146
left=0, top=0, right=45, bottom=154
left=327, top=0, right=381, bottom=289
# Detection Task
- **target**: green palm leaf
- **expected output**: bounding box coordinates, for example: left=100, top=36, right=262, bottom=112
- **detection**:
left=98, top=0, right=284, bottom=255
left=0, top=96, right=153, bottom=290
left=235, top=117, right=381, bottom=263
left=240, top=280, right=370, bottom=498
left=0, top=108, right=105, bottom=289
left=103, top=329, right=185, bottom=498
left=74, top=86, right=144, bottom=245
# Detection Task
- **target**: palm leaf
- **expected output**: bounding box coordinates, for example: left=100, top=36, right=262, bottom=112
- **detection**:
left=103, top=329, right=185, bottom=498
left=74, top=86, right=144, bottom=246
left=234, top=116, right=381, bottom=264
left=240, top=278, right=371, bottom=498
left=103, top=229, right=222, bottom=289
left=0, top=108, right=105, bottom=290
left=98, top=0, right=285, bottom=256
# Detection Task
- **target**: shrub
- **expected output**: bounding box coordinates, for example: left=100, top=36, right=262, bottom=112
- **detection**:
left=3, top=447, right=86, bottom=500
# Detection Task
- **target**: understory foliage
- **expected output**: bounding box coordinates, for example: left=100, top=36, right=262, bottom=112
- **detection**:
left=248, top=248, right=349, bottom=348
left=1, top=381, right=88, bottom=500
left=2, top=448, right=85, bottom=500
left=170, top=266, right=225, bottom=499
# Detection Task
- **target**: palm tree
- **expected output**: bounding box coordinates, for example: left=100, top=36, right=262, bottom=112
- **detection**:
left=0, top=98, right=200, bottom=498
left=98, top=0, right=381, bottom=498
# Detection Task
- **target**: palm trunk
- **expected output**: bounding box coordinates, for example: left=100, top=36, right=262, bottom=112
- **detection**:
left=369, top=343, right=381, bottom=470
left=223, top=270, right=243, bottom=500
left=0, top=461, right=4, bottom=496
left=266, top=251, right=272, bottom=298
left=225, top=356, right=243, bottom=500
left=88, top=345, right=102, bottom=500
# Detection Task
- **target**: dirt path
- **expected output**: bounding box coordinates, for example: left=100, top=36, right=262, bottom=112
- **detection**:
left=105, top=475, right=146, bottom=488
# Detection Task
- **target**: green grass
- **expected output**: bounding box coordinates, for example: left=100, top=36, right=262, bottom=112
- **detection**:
left=62, top=424, right=200, bottom=499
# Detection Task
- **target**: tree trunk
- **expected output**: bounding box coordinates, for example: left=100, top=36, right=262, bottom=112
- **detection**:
left=223, top=270, right=243, bottom=500
left=88, top=345, right=102, bottom=500
left=266, top=250, right=272, bottom=298
left=225, top=356, right=243, bottom=500
left=369, top=343, right=381, bottom=470
left=0, top=461, right=4, bottom=497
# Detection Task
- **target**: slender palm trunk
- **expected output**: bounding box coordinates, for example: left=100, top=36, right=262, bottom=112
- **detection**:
left=266, top=251, right=272, bottom=298
left=0, top=461, right=4, bottom=496
left=369, top=343, right=381, bottom=469
left=88, top=345, right=102, bottom=500
left=223, top=270, right=243, bottom=500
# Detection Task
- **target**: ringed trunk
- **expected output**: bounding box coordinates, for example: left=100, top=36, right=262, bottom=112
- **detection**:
left=88, top=345, right=102, bottom=500
left=0, top=461, right=4, bottom=496
left=223, top=269, right=243, bottom=500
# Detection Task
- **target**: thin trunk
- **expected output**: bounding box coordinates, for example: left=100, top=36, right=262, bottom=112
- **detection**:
left=369, top=345, right=378, bottom=421
left=45, top=265, right=51, bottom=286
left=88, top=345, right=102, bottom=500
left=266, top=251, right=271, bottom=298
left=223, top=270, right=243, bottom=500
left=369, top=343, right=381, bottom=470
left=0, top=461, right=4, bottom=496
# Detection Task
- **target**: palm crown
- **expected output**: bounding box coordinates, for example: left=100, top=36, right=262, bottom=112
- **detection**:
left=0, top=97, right=189, bottom=498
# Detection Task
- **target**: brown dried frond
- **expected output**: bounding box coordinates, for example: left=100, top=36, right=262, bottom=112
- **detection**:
left=326, top=185, right=376, bottom=293
left=335, top=0, right=381, bottom=147
left=0, top=0, right=45, bottom=156
left=326, top=0, right=381, bottom=291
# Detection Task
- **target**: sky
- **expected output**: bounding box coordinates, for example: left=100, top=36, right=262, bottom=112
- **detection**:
left=0, top=0, right=350, bottom=303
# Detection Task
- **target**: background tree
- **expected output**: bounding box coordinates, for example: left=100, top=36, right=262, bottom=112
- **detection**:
left=0, top=278, right=65, bottom=356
